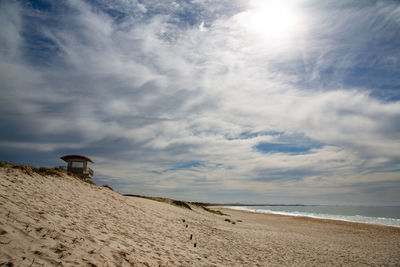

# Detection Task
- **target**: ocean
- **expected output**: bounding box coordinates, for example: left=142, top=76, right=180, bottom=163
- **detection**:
left=226, top=205, right=400, bottom=227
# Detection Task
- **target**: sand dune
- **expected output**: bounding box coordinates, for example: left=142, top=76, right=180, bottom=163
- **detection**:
left=1, top=165, right=400, bottom=266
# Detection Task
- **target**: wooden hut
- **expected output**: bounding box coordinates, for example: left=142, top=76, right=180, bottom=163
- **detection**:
left=60, top=155, right=94, bottom=178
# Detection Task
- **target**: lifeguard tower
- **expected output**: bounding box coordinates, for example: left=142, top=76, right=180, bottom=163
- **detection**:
left=60, top=155, right=94, bottom=178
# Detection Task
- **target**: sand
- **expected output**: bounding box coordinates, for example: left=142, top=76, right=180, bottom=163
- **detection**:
left=1, top=166, right=400, bottom=266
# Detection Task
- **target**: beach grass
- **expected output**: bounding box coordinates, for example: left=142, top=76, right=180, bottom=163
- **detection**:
left=126, top=194, right=192, bottom=210
left=202, top=206, right=228, bottom=216
left=101, top=184, right=114, bottom=191
left=171, top=200, right=192, bottom=210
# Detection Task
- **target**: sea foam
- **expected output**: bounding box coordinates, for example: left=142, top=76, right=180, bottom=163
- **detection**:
left=226, top=206, right=400, bottom=228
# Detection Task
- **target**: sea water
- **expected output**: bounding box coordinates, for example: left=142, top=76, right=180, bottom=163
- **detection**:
left=226, top=205, right=400, bottom=227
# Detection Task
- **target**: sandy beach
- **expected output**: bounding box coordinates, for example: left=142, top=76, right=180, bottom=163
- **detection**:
left=1, top=165, right=400, bottom=266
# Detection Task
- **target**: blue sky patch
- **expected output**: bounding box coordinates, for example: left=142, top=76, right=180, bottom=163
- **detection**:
left=254, top=132, right=323, bottom=154
left=255, top=143, right=317, bottom=154
left=167, top=161, right=204, bottom=171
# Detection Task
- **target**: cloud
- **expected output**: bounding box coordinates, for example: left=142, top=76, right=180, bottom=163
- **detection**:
left=0, top=0, right=399, bottom=204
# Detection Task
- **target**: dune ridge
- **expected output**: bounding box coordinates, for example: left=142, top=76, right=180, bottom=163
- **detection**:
left=1, top=165, right=400, bottom=266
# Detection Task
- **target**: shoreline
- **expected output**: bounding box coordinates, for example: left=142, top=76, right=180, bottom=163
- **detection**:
left=215, top=206, right=400, bottom=230
left=218, top=205, right=400, bottom=229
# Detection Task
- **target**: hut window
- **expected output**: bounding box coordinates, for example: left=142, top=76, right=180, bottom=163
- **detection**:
left=71, top=161, right=84, bottom=168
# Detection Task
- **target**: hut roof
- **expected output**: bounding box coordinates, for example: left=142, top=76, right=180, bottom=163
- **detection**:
left=60, top=155, right=94, bottom=163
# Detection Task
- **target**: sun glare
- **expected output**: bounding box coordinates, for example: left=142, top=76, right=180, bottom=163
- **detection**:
left=238, top=0, right=301, bottom=41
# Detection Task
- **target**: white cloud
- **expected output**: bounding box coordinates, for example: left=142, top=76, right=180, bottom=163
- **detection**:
left=0, top=0, right=399, bottom=204
left=0, top=0, right=22, bottom=61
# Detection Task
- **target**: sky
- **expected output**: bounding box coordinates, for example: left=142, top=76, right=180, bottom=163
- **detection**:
left=1, top=0, right=400, bottom=205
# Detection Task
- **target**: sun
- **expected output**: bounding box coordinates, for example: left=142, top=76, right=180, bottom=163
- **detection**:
left=237, top=0, right=301, bottom=41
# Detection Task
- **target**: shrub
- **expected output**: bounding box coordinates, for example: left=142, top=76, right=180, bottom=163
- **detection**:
left=52, top=166, right=65, bottom=172
left=82, top=178, right=96, bottom=185
left=225, top=218, right=236, bottom=224
left=12, top=164, right=35, bottom=175
left=33, top=166, right=63, bottom=177
left=172, top=200, right=192, bottom=210
left=0, top=160, right=10, bottom=167
left=202, top=206, right=228, bottom=216
left=125, top=195, right=193, bottom=210
left=101, top=184, right=114, bottom=191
